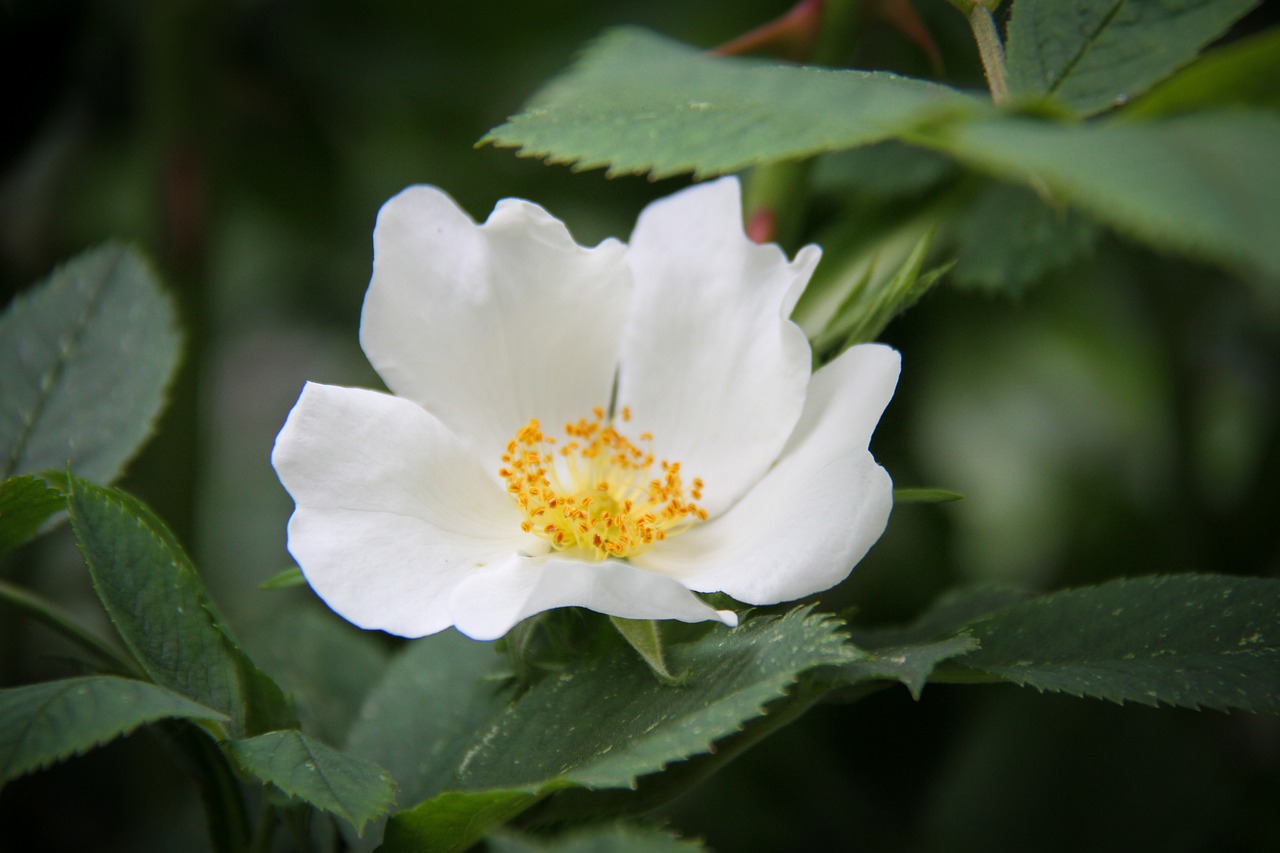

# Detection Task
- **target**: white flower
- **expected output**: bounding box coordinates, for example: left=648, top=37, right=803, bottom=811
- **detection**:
left=271, top=177, right=899, bottom=641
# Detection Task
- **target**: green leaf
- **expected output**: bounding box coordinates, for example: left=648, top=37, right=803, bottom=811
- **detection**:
left=382, top=791, right=542, bottom=853
left=244, top=598, right=390, bottom=747
left=349, top=630, right=523, bottom=853
left=953, top=574, right=1280, bottom=711
left=66, top=477, right=295, bottom=736
left=1126, top=27, right=1280, bottom=117
left=483, top=26, right=1277, bottom=280
left=0, top=475, right=65, bottom=554
left=610, top=617, right=682, bottom=684
left=488, top=825, right=707, bottom=853
left=346, top=631, right=505, bottom=811
left=228, top=730, right=396, bottom=834
left=854, top=585, right=1035, bottom=649
left=949, top=182, right=1099, bottom=294
left=793, top=206, right=943, bottom=338
left=811, top=141, right=959, bottom=199
left=374, top=610, right=853, bottom=853
left=925, top=111, right=1280, bottom=277
left=839, top=634, right=980, bottom=699
left=0, top=244, right=181, bottom=484
left=517, top=674, right=835, bottom=831
left=810, top=230, right=942, bottom=358
left=452, top=609, right=850, bottom=790
left=481, top=26, right=1276, bottom=281
left=1005, top=0, right=1260, bottom=115
left=0, top=675, right=225, bottom=787
left=482, top=27, right=982, bottom=179
left=259, top=566, right=305, bottom=590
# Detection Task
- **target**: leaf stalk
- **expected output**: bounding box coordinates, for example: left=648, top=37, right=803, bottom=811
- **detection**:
left=966, top=2, right=1011, bottom=105
left=0, top=578, right=141, bottom=676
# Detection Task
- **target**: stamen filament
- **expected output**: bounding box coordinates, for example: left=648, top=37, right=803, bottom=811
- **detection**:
left=499, top=410, right=706, bottom=560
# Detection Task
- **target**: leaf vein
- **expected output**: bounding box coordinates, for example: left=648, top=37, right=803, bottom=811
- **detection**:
left=1047, top=0, right=1128, bottom=95
left=3, top=251, right=120, bottom=479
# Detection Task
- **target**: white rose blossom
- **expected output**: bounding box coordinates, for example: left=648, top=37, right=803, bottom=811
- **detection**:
left=271, top=177, right=899, bottom=641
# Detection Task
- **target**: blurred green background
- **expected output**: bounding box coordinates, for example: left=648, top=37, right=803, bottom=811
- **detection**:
left=2, top=1, right=1277, bottom=850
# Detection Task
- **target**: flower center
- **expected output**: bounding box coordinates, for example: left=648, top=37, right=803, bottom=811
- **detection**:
left=499, top=406, right=707, bottom=560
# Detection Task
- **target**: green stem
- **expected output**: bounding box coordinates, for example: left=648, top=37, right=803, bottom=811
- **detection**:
left=151, top=723, right=249, bottom=853
left=0, top=578, right=141, bottom=676
left=181, top=727, right=252, bottom=853
left=739, top=0, right=864, bottom=249
left=743, top=159, right=815, bottom=250
left=131, top=0, right=216, bottom=547
left=967, top=3, right=1010, bottom=105
left=813, top=0, right=864, bottom=66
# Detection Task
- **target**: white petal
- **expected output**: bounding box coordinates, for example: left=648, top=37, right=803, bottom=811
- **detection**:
left=634, top=344, right=900, bottom=604
left=360, top=186, right=630, bottom=464
left=271, top=382, right=529, bottom=637
left=616, top=177, right=819, bottom=516
left=447, top=554, right=738, bottom=641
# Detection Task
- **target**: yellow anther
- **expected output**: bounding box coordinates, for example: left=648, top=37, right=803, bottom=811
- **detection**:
left=498, top=408, right=706, bottom=560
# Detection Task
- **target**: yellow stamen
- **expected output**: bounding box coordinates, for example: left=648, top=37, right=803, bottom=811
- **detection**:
left=499, top=409, right=706, bottom=560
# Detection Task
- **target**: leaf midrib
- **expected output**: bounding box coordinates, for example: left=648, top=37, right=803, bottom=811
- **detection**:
left=3, top=251, right=120, bottom=479
left=1045, top=0, right=1127, bottom=96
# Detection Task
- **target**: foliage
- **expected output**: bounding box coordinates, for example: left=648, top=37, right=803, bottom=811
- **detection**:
left=0, top=677, right=224, bottom=787
left=2, top=0, right=1278, bottom=851
left=0, top=476, right=64, bottom=556
left=227, top=730, right=396, bottom=834
left=1004, top=0, right=1259, bottom=114
left=487, top=26, right=1280, bottom=278
left=952, top=575, right=1280, bottom=711
left=0, top=244, right=179, bottom=485
left=483, top=27, right=983, bottom=179
left=67, top=477, right=295, bottom=738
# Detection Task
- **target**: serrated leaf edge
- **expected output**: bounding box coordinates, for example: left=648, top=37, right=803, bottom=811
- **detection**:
left=230, top=730, right=397, bottom=833
left=0, top=676, right=226, bottom=785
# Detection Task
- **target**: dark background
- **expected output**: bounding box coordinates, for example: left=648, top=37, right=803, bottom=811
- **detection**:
left=2, top=1, right=1277, bottom=850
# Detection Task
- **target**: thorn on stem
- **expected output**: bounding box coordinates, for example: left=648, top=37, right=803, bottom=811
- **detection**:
left=711, top=0, right=824, bottom=62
